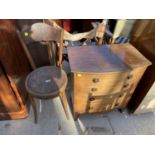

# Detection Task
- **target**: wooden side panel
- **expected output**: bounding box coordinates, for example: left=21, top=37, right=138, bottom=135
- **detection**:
left=0, top=19, right=31, bottom=120
left=0, top=66, right=19, bottom=113
left=120, top=67, right=147, bottom=108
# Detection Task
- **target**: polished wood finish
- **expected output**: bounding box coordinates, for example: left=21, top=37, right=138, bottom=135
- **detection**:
left=0, top=20, right=31, bottom=120
left=110, top=43, right=151, bottom=68
left=68, top=45, right=129, bottom=73
left=68, top=44, right=151, bottom=120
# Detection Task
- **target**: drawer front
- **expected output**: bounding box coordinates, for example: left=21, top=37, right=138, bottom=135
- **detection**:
left=118, top=67, right=147, bottom=108
left=74, top=93, right=122, bottom=113
left=73, top=67, right=147, bottom=113
left=75, top=72, right=129, bottom=96
left=88, top=93, right=121, bottom=113
left=122, top=67, right=146, bottom=93
left=74, top=93, right=90, bottom=113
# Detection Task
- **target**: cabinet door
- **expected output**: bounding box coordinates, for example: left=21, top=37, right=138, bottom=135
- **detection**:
left=0, top=66, right=20, bottom=113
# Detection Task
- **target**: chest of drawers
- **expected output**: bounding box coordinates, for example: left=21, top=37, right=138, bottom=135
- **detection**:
left=68, top=44, right=151, bottom=120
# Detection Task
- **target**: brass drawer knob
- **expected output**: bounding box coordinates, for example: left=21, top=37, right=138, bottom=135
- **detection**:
left=92, top=78, right=99, bottom=83
left=127, top=75, right=133, bottom=79
left=91, top=88, right=98, bottom=92
left=89, top=97, right=95, bottom=101
left=119, top=94, right=123, bottom=97
left=123, top=83, right=129, bottom=88
left=115, top=103, right=119, bottom=107
left=89, top=107, right=93, bottom=110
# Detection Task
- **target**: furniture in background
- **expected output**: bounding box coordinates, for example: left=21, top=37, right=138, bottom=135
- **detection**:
left=0, top=20, right=31, bottom=120
left=22, top=25, right=69, bottom=123
left=52, top=19, right=102, bottom=32
left=107, top=19, right=136, bottom=44
left=68, top=43, right=151, bottom=120
left=41, top=19, right=107, bottom=68
left=128, top=20, right=155, bottom=114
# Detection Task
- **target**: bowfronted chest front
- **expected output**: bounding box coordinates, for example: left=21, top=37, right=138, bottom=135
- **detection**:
left=68, top=44, right=151, bottom=120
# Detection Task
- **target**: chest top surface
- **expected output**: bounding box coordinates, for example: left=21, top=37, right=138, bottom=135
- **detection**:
left=68, top=43, right=151, bottom=74
left=110, top=43, right=152, bottom=69
left=68, top=45, right=129, bottom=73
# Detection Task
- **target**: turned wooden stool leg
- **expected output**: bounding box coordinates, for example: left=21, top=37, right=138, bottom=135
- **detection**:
left=59, top=91, right=69, bottom=119
left=29, top=95, right=38, bottom=124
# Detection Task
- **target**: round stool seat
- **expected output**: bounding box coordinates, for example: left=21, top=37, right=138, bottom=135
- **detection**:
left=25, top=66, right=67, bottom=99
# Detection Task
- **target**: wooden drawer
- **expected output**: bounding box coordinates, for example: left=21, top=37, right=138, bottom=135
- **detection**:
left=74, top=94, right=89, bottom=113
left=88, top=93, right=122, bottom=113
left=116, top=67, right=147, bottom=109
left=122, top=67, right=147, bottom=92
left=69, top=44, right=151, bottom=119
left=75, top=72, right=129, bottom=96
left=73, top=67, right=147, bottom=113
left=74, top=92, right=123, bottom=113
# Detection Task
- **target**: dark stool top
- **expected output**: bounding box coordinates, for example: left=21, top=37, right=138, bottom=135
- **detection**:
left=25, top=66, right=67, bottom=99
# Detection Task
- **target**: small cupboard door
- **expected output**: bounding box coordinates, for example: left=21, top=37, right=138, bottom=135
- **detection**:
left=0, top=66, right=20, bottom=113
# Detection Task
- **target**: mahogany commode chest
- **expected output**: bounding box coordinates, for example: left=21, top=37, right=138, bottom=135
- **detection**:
left=68, top=43, right=151, bottom=120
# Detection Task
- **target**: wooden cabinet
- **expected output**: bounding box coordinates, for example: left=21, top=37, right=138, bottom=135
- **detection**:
left=0, top=20, right=31, bottom=120
left=128, top=20, right=155, bottom=113
left=68, top=44, right=151, bottom=119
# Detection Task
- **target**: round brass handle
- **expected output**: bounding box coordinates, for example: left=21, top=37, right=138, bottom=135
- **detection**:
left=92, top=78, right=99, bottom=83
left=127, top=75, right=133, bottom=79
left=115, top=103, right=119, bottom=107
left=124, top=83, right=129, bottom=88
left=91, top=88, right=98, bottom=92
left=89, top=107, right=93, bottom=110
left=119, top=94, right=123, bottom=97
left=89, top=97, right=95, bottom=101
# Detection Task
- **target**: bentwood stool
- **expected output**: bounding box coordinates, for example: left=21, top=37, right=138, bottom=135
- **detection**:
left=19, top=22, right=70, bottom=124
left=25, top=66, right=69, bottom=123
